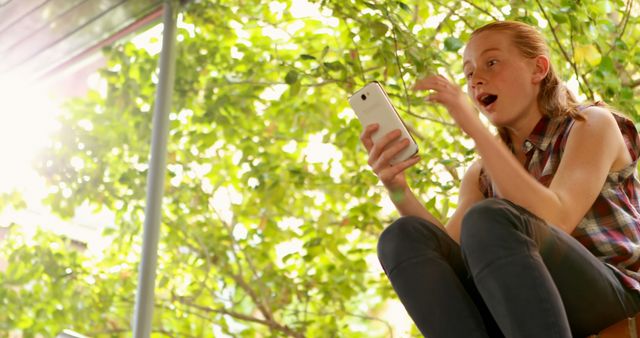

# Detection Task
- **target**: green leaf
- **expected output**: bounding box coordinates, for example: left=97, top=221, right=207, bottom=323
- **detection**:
left=444, top=37, right=464, bottom=52
left=551, top=11, right=568, bottom=23
left=320, top=45, right=329, bottom=60
left=371, top=22, right=389, bottom=38
left=363, top=2, right=377, bottom=10
left=284, top=70, right=298, bottom=84
left=621, top=87, right=634, bottom=100
left=304, top=237, right=323, bottom=248
left=396, top=1, right=411, bottom=12
left=574, top=44, right=601, bottom=66
left=288, top=81, right=301, bottom=97
left=323, top=61, right=343, bottom=71
left=598, top=56, right=616, bottom=75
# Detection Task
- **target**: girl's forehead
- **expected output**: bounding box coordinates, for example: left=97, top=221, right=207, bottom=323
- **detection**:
left=463, top=31, right=512, bottom=61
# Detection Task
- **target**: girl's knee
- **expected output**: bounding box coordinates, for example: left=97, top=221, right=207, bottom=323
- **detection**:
left=377, top=216, right=428, bottom=257
left=463, top=199, right=513, bottom=224
left=460, top=198, right=521, bottom=249
left=377, top=216, right=442, bottom=271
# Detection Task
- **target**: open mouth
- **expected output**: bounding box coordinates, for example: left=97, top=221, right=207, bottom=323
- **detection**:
left=478, top=94, right=498, bottom=107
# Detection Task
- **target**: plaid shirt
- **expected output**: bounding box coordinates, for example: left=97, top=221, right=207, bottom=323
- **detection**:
left=479, top=110, right=640, bottom=291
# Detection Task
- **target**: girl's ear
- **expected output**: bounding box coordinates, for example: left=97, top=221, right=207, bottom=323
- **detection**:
left=532, top=55, right=550, bottom=84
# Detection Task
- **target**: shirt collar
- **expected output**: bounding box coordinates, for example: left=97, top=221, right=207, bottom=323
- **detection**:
left=499, top=115, right=565, bottom=153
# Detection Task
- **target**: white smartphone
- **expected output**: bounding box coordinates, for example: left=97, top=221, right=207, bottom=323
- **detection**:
left=349, top=81, right=418, bottom=164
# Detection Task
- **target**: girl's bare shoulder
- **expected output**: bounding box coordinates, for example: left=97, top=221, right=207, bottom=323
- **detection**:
left=574, top=105, right=619, bottom=133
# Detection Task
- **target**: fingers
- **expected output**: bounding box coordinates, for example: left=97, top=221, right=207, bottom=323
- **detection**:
left=360, top=125, right=420, bottom=187
left=415, top=75, right=461, bottom=105
left=413, top=77, right=431, bottom=91
left=425, top=90, right=456, bottom=104
left=378, top=156, right=421, bottom=182
left=360, top=125, right=411, bottom=169
left=360, top=123, right=379, bottom=151
left=368, top=129, right=402, bottom=165
left=414, top=75, right=466, bottom=108
left=413, top=74, right=452, bottom=91
left=373, top=137, right=410, bottom=168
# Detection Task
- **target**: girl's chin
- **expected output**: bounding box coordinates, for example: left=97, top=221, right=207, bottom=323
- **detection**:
left=481, top=109, right=499, bottom=121
left=483, top=111, right=510, bottom=128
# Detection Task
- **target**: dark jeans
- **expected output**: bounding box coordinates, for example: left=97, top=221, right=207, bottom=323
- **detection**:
left=377, top=198, right=640, bottom=338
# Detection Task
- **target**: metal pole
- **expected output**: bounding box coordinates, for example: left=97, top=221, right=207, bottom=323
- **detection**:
left=132, top=1, right=177, bottom=337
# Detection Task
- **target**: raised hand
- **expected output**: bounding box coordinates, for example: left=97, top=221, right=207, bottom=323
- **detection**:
left=414, top=75, right=483, bottom=136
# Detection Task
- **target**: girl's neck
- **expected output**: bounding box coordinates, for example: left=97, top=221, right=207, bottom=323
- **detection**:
left=504, top=110, right=544, bottom=148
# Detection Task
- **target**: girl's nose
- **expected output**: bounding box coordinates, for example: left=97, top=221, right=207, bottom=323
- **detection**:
left=471, top=73, right=485, bottom=87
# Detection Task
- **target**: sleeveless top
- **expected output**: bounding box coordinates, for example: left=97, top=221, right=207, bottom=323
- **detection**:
left=478, top=109, right=640, bottom=291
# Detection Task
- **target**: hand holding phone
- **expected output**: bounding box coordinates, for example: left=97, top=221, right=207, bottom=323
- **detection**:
left=349, top=82, right=418, bottom=165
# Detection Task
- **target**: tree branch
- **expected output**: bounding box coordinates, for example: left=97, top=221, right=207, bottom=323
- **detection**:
left=461, top=0, right=499, bottom=21
left=568, top=17, right=592, bottom=97
left=396, top=106, right=457, bottom=127
left=617, top=0, right=633, bottom=43
left=429, top=0, right=472, bottom=30
left=174, top=296, right=304, bottom=338
left=381, top=3, right=459, bottom=130
left=219, top=66, right=384, bottom=89
left=89, top=326, right=195, bottom=338
left=204, top=192, right=317, bottom=337
left=625, top=78, right=640, bottom=88
left=389, top=21, right=413, bottom=116
left=535, top=0, right=595, bottom=100
left=206, top=200, right=277, bottom=324
left=602, top=0, right=634, bottom=83
left=342, top=18, right=367, bottom=83
left=283, top=308, right=395, bottom=338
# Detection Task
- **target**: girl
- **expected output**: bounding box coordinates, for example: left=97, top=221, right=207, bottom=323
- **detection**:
left=361, top=21, right=640, bottom=337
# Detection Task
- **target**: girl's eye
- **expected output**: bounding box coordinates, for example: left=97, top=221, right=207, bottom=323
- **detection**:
left=487, top=59, right=498, bottom=67
left=465, top=72, right=474, bottom=79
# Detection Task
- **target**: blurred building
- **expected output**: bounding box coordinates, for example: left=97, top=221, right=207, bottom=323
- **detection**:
left=0, top=1, right=165, bottom=335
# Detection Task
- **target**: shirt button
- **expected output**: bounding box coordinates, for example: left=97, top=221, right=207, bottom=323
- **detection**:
left=523, top=141, right=533, bottom=152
